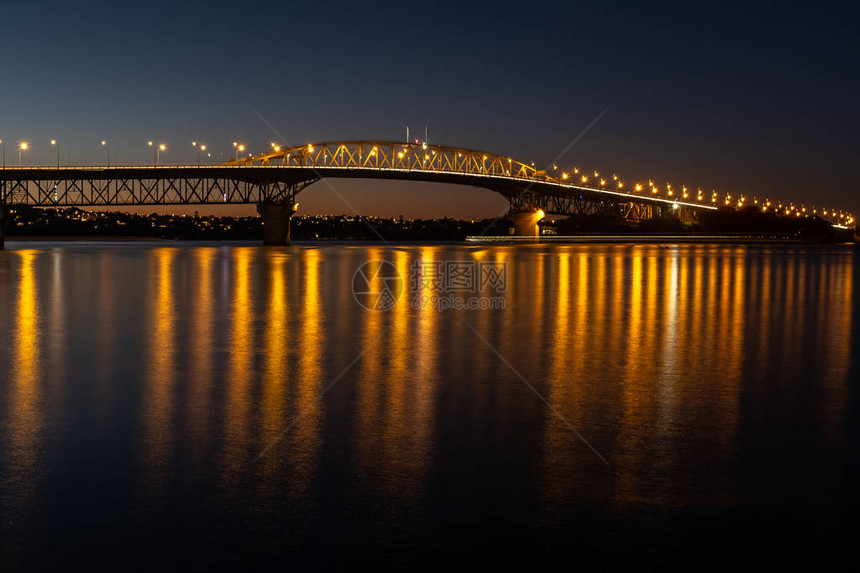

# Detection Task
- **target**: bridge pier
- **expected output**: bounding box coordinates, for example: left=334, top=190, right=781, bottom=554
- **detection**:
left=257, top=201, right=296, bottom=246
left=512, top=209, right=544, bottom=239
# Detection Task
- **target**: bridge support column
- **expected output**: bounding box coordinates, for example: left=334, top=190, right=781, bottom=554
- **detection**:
left=512, top=209, right=545, bottom=239
left=257, top=201, right=296, bottom=246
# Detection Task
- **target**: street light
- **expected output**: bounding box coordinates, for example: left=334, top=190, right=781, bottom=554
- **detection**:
left=157, top=144, right=166, bottom=166
left=18, top=142, right=28, bottom=166
left=50, top=139, right=59, bottom=167
left=0, top=139, right=5, bottom=169
left=101, top=140, right=110, bottom=167
left=233, top=142, right=245, bottom=161
left=192, top=141, right=207, bottom=166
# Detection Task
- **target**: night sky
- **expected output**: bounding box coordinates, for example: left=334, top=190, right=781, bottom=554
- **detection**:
left=1, top=1, right=857, bottom=219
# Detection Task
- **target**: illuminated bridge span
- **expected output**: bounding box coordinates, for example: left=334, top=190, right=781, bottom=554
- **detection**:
left=0, top=140, right=854, bottom=246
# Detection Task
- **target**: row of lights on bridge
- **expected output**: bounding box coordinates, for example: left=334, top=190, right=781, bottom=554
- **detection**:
left=245, top=142, right=856, bottom=227
left=0, top=139, right=253, bottom=167
left=2, top=137, right=853, bottom=227
left=549, top=165, right=854, bottom=227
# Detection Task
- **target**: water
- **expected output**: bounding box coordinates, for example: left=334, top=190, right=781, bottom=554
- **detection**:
left=0, top=241, right=857, bottom=570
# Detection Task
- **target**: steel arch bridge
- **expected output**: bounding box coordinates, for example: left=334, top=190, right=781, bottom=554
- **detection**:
left=235, top=140, right=717, bottom=217
left=0, top=140, right=854, bottom=245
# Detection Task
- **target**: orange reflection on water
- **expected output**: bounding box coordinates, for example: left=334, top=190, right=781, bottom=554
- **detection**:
left=188, top=248, right=216, bottom=467
left=3, top=250, right=44, bottom=507
left=260, top=251, right=289, bottom=480
left=352, top=247, right=438, bottom=506
left=354, top=247, right=386, bottom=489
left=142, top=248, right=177, bottom=490
left=538, top=245, right=852, bottom=512
left=223, top=247, right=256, bottom=483
left=282, top=247, right=324, bottom=500
left=401, top=247, right=438, bottom=499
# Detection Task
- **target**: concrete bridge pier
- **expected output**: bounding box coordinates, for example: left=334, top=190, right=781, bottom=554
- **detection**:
left=512, top=209, right=545, bottom=239
left=257, top=201, right=296, bottom=246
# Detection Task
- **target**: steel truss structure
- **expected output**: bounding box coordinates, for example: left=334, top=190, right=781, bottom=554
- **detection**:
left=0, top=141, right=852, bottom=228
left=0, top=168, right=316, bottom=207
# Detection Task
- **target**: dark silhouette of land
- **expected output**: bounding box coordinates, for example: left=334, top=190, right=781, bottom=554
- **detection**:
left=0, top=205, right=852, bottom=243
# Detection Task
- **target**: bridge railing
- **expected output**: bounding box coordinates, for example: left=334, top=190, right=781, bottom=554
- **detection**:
left=231, top=141, right=854, bottom=228
left=0, top=140, right=854, bottom=228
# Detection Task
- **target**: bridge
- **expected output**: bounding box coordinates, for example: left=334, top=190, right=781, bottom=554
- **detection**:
left=0, top=140, right=854, bottom=247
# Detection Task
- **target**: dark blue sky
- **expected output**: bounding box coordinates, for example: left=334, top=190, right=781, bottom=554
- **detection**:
left=1, top=1, right=857, bottom=218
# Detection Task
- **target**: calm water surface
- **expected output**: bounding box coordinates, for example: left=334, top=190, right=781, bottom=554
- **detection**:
left=0, top=241, right=857, bottom=570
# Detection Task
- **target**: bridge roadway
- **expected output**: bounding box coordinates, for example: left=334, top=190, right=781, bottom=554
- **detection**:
left=0, top=140, right=852, bottom=246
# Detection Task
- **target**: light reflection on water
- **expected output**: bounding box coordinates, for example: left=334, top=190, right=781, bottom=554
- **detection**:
left=0, top=242, right=856, bottom=569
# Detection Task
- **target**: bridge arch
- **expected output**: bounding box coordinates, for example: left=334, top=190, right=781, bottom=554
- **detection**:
left=1, top=140, right=853, bottom=246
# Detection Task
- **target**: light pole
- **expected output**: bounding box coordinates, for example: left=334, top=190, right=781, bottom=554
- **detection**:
left=18, top=142, right=28, bottom=166
left=233, top=142, right=245, bottom=161
left=157, top=144, right=166, bottom=166
left=50, top=139, right=59, bottom=167
left=101, top=140, right=110, bottom=167
left=0, top=139, right=5, bottom=168
left=192, top=142, right=207, bottom=166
